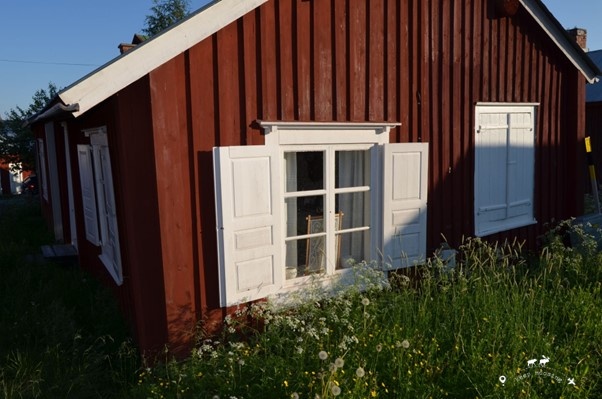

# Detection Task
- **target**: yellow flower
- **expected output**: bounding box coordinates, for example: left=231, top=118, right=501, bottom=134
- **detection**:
left=284, top=380, right=289, bottom=387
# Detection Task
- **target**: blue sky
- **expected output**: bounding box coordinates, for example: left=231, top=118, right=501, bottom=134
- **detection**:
left=1, top=0, right=601, bottom=117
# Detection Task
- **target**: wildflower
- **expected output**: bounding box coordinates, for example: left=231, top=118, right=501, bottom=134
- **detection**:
left=356, top=367, right=366, bottom=378
left=291, top=393, right=299, bottom=399
left=376, top=344, right=383, bottom=352
left=331, top=385, right=342, bottom=396
left=361, top=297, right=370, bottom=306
left=334, top=357, right=345, bottom=368
left=319, top=350, right=328, bottom=360
left=401, top=339, right=410, bottom=349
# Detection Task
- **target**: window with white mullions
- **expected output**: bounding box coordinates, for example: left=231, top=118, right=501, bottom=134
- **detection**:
left=283, top=147, right=371, bottom=279
left=213, top=122, right=428, bottom=306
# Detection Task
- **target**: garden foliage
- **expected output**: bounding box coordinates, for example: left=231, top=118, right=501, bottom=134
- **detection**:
left=134, top=220, right=602, bottom=399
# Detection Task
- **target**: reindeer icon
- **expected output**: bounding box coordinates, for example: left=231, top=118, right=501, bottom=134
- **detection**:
left=539, top=356, right=550, bottom=367
left=526, top=356, right=550, bottom=367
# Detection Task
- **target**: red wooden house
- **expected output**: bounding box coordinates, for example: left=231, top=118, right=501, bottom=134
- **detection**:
left=28, top=0, right=599, bottom=353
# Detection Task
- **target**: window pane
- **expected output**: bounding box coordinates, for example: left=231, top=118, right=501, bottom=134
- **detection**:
left=285, top=151, right=324, bottom=192
left=285, top=196, right=325, bottom=237
left=285, top=237, right=326, bottom=278
left=338, top=230, right=370, bottom=269
left=336, top=150, right=370, bottom=188
left=335, top=191, right=370, bottom=230
left=285, top=239, right=305, bottom=279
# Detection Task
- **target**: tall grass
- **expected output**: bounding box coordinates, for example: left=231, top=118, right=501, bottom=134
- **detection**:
left=134, top=221, right=601, bottom=399
left=0, top=196, right=139, bottom=398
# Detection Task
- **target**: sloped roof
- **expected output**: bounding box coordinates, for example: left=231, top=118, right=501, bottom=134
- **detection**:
left=520, top=0, right=599, bottom=83
left=586, top=49, right=602, bottom=103
left=36, top=0, right=602, bottom=120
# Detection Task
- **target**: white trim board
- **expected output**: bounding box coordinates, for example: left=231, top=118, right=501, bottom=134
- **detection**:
left=59, top=0, right=268, bottom=118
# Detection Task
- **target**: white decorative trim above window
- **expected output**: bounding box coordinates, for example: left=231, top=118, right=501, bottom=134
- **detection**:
left=77, top=127, right=123, bottom=285
left=474, top=104, right=538, bottom=236
left=214, top=122, right=428, bottom=307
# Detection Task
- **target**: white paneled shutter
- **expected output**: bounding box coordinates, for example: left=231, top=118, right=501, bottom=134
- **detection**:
left=77, top=145, right=101, bottom=245
left=213, top=145, right=283, bottom=307
left=475, top=105, right=536, bottom=236
left=382, top=143, right=429, bottom=269
left=94, top=145, right=123, bottom=284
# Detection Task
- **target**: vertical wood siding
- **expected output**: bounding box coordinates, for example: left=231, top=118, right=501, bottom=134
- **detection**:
left=63, top=0, right=586, bottom=350
left=173, top=0, right=582, bottom=251
left=140, top=0, right=583, bottom=329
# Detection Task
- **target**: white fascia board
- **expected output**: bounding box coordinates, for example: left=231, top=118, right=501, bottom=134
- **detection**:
left=59, top=0, right=268, bottom=118
left=520, top=0, right=599, bottom=83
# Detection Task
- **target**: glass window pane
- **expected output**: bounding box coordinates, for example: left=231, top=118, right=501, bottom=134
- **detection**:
left=285, top=196, right=324, bottom=237
left=285, top=151, right=324, bottom=192
left=285, top=237, right=326, bottom=278
left=335, top=191, right=370, bottom=230
left=337, top=230, right=370, bottom=269
left=335, top=150, right=370, bottom=188
left=285, top=239, right=305, bottom=279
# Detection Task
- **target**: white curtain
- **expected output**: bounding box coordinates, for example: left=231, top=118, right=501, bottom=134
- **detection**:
left=337, top=151, right=367, bottom=266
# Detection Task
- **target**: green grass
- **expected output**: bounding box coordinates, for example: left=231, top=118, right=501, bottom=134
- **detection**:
left=0, top=196, right=139, bottom=398
left=2, top=196, right=601, bottom=398
left=133, top=223, right=602, bottom=399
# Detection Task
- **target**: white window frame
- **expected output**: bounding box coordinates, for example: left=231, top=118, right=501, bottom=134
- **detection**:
left=78, top=127, right=123, bottom=285
left=474, top=103, right=538, bottom=236
left=279, top=142, right=377, bottom=287
left=214, top=122, right=428, bottom=306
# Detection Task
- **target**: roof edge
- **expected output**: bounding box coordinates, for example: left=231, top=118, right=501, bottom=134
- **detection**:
left=59, top=0, right=268, bottom=118
left=25, top=101, right=79, bottom=127
left=520, top=0, right=601, bottom=83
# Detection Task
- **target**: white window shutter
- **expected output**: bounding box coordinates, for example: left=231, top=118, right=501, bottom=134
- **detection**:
left=96, top=146, right=123, bottom=285
left=474, top=106, right=535, bottom=236
left=382, top=143, right=429, bottom=269
left=213, top=145, right=283, bottom=307
left=507, top=111, right=535, bottom=220
left=77, top=145, right=101, bottom=245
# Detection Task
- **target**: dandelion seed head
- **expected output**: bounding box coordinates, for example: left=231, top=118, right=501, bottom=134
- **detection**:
left=335, top=357, right=345, bottom=368
left=291, top=393, right=299, bottom=399
left=376, top=344, right=383, bottom=352
left=331, top=385, right=342, bottom=396
left=319, top=350, right=328, bottom=360
left=356, top=367, right=366, bottom=378
left=361, top=297, right=370, bottom=306
left=401, top=339, right=410, bottom=349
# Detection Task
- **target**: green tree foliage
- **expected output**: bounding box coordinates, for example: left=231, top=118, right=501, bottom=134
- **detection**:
left=142, top=0, right=191, bottom=37
left=0, top=83, right=59, bottom=172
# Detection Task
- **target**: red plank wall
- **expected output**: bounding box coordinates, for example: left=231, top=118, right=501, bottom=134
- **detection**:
left=139, top=0, right=586, bottom=349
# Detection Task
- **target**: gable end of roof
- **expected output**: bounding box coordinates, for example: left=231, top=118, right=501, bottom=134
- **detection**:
left=58, top=0, right=268, bottom=118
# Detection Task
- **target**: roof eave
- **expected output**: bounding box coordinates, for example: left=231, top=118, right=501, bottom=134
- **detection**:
left=25, top=100, right=79, bottom=127
left=59, top=0, right=268, bottom=118
left=520, top=0, right=601, bottom=83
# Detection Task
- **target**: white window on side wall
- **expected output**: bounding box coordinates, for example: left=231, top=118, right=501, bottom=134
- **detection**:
left=213, top=122, right=429, bottom=306
left=77, top=127, right=123, bottom=285
left=474, top=104, right=537, bottom=236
